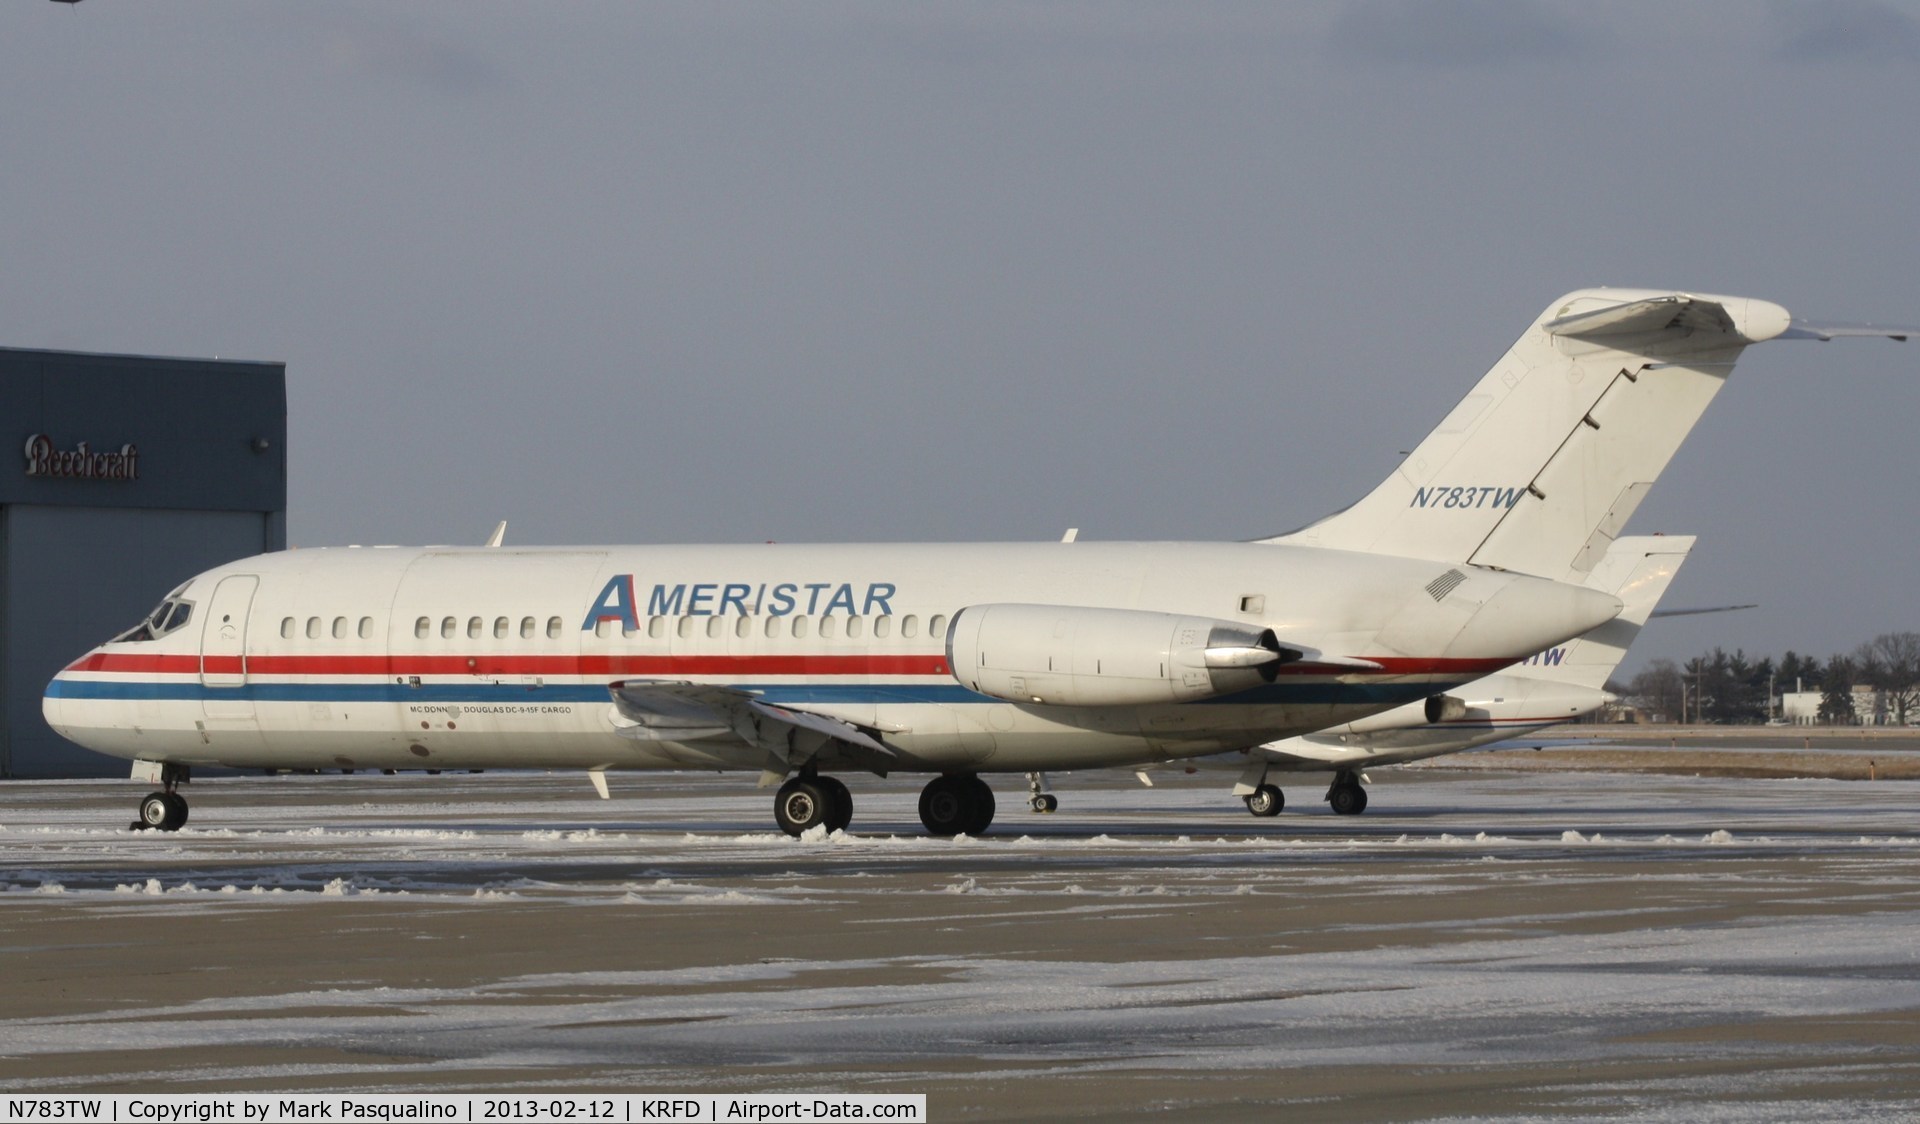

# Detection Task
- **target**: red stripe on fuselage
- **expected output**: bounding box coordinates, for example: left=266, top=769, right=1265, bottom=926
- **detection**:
left=65, top=652, right=957, bottom=677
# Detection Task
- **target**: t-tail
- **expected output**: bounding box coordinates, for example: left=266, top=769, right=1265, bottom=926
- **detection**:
left=1268, top=289, right=1909, bottom=580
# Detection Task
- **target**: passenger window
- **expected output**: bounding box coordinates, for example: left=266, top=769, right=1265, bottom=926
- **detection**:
left=468, top=616, right=483, bottom=639
left=415, top=617, right=431, bottom=640
left=306, top=617, right=321, bottom=640
left=332, top=617, right=348, bottom=639
left=735, top=615, right=752, bottom=639
left=494, top=617, right=509, bottom=639
left=281, top=617, right=295, bottom=640
left=520, top=616, right=535, bottom=639
left=648, top=615, right=665, bottom=639
left=928, top=614, right=948, bottom=639
left=874, top=616, right=892, bottom=638
left=677, top=616, right=694, bottom=639
left=706, top=616, right=725, bottom=639
left=902, top=614, right=919, bottom=638
left=442, top=617, right=457, bottom=639
left=819, top=616, right=837, bottom=638
left=764, top=616, right=783, bottom=639
left=622, top=623, right=639, bottom=640
left=846, top=616, right=864, bottom=639
left=595, top=620, right=613, bottom=639
left=546, top=616, right=562, bottom=639
left=791, top=616, right=810, bottom=639
left=359, top=617, right=374, bottom=640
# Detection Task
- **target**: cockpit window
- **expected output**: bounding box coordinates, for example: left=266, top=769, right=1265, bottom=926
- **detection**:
left=113, top=594, right=196, bottom=643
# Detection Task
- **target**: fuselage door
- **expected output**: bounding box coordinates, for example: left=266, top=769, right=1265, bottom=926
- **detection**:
left=201, top=575, right=259, bottom=689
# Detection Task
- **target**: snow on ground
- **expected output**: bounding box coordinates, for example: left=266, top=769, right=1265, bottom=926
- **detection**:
left=4, top=768, right=1920, bottom=1116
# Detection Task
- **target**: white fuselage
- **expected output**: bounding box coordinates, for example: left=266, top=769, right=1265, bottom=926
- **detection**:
left=43, top=540, right=1621, bottom=777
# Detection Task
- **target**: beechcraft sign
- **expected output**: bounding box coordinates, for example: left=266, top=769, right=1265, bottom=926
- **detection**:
left=23, top=434, right=139, bottom=481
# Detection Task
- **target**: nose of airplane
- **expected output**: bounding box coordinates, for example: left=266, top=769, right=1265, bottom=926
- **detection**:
left=1446, top=575, right=1624, bottom=661
left=42, top=649, right=101, bottom=747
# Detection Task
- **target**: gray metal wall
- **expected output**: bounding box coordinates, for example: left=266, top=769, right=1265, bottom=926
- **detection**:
left=1, top=347, right=286, bottom=778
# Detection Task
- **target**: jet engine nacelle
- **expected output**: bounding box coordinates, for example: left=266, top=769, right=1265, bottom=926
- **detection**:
left=945, top=603, right=1286, bottom=707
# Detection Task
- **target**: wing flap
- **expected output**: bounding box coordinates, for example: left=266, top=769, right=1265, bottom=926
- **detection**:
left=607, top=680, right=895, bottom=766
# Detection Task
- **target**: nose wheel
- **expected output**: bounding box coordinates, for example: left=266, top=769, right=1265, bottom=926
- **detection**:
left=134, top=791, right=188, bottom=832
left=129, top=762, right=191, bottom=832
left=1025, top=771, right=1058, bottom=813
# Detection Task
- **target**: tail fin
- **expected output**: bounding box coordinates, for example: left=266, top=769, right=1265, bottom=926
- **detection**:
left=1514, top=534, right=1693, bottom=690
left=1270, top=289, right=1791, bottom=578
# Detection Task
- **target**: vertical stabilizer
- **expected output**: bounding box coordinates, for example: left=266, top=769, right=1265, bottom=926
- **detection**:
left=1269, top=290, right=1790, bottom=578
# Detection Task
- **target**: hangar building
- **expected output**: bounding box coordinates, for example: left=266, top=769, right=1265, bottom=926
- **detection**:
left=2, top=346, right=286, bottom=778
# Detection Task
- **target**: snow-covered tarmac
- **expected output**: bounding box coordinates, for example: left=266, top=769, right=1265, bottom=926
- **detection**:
left=4, top=767, right=1920, bottom=1120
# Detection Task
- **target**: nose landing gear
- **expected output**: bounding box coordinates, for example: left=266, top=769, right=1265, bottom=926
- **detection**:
left=1025, top=771, right=1058, bottom=814
left=130, top=762, right=191, bottom=832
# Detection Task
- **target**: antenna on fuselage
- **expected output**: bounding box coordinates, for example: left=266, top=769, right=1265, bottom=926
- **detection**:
left=484, top=521, right=507, bottom=548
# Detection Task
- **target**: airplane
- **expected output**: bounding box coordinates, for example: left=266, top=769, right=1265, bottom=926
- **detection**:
left=1232, top=533, right=1695, bottom=816
left=42, top=288, right=1910, bottom=837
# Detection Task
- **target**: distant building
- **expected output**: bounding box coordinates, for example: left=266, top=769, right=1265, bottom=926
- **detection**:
left=1781, top=686, right=1904, bottom=726
left=1781, top=691, right=1822, bottom=725
left=1, top=347, right=286, bottom=777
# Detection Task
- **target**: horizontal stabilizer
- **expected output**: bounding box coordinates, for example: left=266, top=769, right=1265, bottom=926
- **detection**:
left=1544, top=294, right=1787, bottom=343
left=1780, top=319, right=1914, bottom=342
left=1649, top=603, right=1756, bottom=619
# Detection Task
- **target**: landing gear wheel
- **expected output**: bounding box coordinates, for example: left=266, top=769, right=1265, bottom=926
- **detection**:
left=918, top=776, right=969, bottom=836
left=1029, top=793, right=1058, bottom=814
left=818, top=776, right=853, bottom=833
left=136, top=791, right=187, bottom=832
left=1245, top=783, right=1284, bottom=817
left=1329, top=783, right=1368, bottom=816
left=773, top=778, right=831, bottom=836
left=963, top=775, right=995, bottom=835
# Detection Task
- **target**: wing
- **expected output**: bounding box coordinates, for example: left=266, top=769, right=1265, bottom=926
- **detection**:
left=608, top=679, right=897, bottom=775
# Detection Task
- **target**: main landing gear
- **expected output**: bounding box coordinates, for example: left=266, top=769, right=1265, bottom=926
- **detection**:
left=131, top=762, right=190, bottom=832
left=1327, top=769, right=1369, bottom=816
left=918, top=774, right=995, bottom=836
left=773, top=772, right=854, bottom=836
left=1244, top=783, right=1284, bottom=817
left=771, top=772, right=998, bottom=838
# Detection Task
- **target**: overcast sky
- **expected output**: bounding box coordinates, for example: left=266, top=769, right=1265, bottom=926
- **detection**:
left=3, top=1, right=1917, bottom=678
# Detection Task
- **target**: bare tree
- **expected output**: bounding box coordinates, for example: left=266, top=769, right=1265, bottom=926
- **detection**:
left=1628, top=659, right=1685, bottom=723
left=1855, top=632, right=1920, bottom=726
